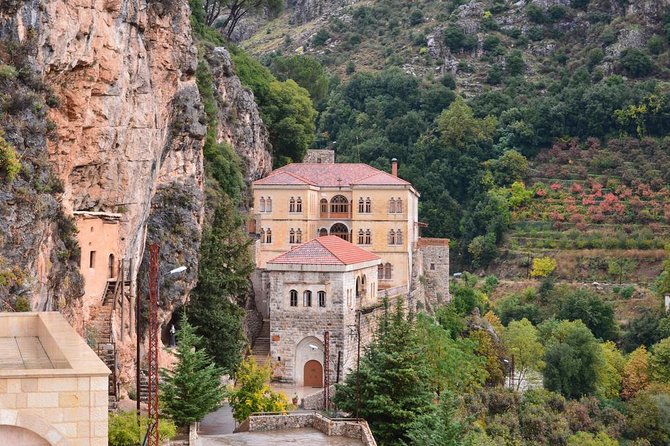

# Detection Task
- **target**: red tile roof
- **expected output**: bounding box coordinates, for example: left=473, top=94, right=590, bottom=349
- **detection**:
left=268, top=236, right=380, bottom=266
left=253, top=163, right=410, bottom=187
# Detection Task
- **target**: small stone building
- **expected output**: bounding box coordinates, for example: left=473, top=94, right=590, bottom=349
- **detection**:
left=0, top=312, right=110, bottom=445
left=266, top=236, right=380, bottom=387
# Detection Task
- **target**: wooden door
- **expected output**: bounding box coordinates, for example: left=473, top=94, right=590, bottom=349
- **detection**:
left=304, top=360, right=323, bottom=388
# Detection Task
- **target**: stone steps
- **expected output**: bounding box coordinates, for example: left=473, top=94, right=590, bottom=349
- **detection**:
left=250, top=320, right=271, bottom=368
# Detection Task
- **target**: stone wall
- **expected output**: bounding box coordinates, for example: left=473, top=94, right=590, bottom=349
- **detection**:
left=303, top=149, right=335, bottom=164
left=411, top=238, right=450, bottom=313
left=247, top=412, right=377, bottom=446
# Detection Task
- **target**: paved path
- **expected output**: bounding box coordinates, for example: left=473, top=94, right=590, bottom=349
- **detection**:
left=198, top=428, right=363, bottom=446
left=199, top=404, right=236, bottom=435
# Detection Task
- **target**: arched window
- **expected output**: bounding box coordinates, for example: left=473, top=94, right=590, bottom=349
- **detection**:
left=289, top=228, right=296, bottom=244
left=266, top=228, right=272, bottom=244
left=358, top=229, right=365, bottom=245
left=389, top=198, right=396, bottom=213
left=356, top=277, right=361, bottom=298
left=378, top=264, right=384, bottom=280
left=290, top=290, right=298, bottom=307
left=365, top=197, right=371, bottom=213
left=388, top=229, right=396, bottom=245
left=396, top=198, right=402, bottom=213
left=330, top=223, right=349, bottom=241
left=358, top=197, right=365, bottom=213
left=259, top=197, right=266, bottom=212
left=365, top=229, right=371, bottom=245
left=330, top=195, right=349, bottom=214
left=260, top=229, right=265, bottom=244
left=396, top=229, right=403, bottom=245
left=296, top=197, right=303, bottom=212
left=303, top=290, right=312, bottom=307
left=296, top=229, right=302, bottom=243
left=384, top=263, right=392, bottom=280
left=266, top=197, right=272, bottom=212
left=320, top=198, right=328, bottom=216
left=289, top=197, right=296, bottom=213
left=319, top=228, right=328, bottom=237
left=318, top=291, right=326, bottom=307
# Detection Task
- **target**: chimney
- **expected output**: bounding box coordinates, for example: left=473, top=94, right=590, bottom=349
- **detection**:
left=391, top=158, right=398, bottom=177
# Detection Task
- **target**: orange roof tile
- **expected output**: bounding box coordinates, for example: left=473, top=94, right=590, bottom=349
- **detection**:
left=253, top=163, right=410, bottom=187
left=268, top=236, right=380, bottom=266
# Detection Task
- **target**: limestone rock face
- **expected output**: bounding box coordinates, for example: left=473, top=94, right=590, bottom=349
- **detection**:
left=287, top=0, right=347, bottom=25
left=207, top=46, right=272, bottom=184
left=0, top=0, right=205, bottom=327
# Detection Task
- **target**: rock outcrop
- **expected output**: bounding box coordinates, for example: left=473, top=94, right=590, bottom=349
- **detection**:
left=208, top=46, right=272, bottom=185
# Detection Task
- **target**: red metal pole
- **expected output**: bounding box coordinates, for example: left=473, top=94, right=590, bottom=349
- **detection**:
left=148, top=244, right=160, bottom=446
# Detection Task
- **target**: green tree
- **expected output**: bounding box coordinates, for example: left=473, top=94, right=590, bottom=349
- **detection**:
left=227, top=356, right=290, bottom=423
left=531, top=257, right=557, bottom=278
left=650, top=337, right=670, bottom=383
left=333, top=299, right=434, bottom=445
left=557, top=290, right=619, bottom=341
left=626, top=389, right=670, bottom=446
left=416, top=314, right=487, bottom=395
left=189, top=192, right=253, bottom=374
left=437, top=96, right=497, bottom=149
left=503, top=318, right=545, bottom=390
left=567, top=431, right=617, bottom=446
left=206, top=0, right=283, bottom=37
left=160, top=315, right=225, bottom=427
left=405, top=394, right=463, bottom=446
left=543, top=320, right=604, bottom=399
left=506, top=50, right=526, bottom=76
left=263, top=80, right=317, bottom=165
left=619, top=48, right=654, bottom=78
left=270, top=55, right=329, bottom=104
left=488, top=150, right=529, bottom=186
left=595, top=341, right=625, bottom=399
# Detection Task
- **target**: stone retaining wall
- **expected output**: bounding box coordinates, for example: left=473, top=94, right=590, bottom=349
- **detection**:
left=247, top=412, right=377, bottom=446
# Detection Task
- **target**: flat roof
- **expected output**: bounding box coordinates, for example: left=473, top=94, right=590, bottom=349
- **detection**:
left=0, top=312, right=110, bottom=378
left=0, top=336, right=55, bottom=369
left=198, top=428, right=363, bottom=446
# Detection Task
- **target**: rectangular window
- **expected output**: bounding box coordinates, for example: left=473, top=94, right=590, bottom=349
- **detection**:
left=430, top=263, right=435, bottom=271
left=89, top=251, right=96, bottom=269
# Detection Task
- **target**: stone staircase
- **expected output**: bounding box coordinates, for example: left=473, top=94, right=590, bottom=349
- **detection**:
left=91, top=280, right=119, bottom=410
left=250, top=320, right=271, bottom=367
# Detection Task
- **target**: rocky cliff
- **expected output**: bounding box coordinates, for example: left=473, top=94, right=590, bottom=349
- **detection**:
left=0, top=0, right=271, bottom=344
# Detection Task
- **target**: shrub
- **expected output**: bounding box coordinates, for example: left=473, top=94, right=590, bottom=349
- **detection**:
left=526, top=4, right=546, bottom=24
left=647, top=35, right=665, bottom=55
left=0, top=132, right=20, bottom=183
left=0, top=64, right=17, bottom=79
left=408, top=9, right=423, bottom=26
left=531, top=257, right=557, bottom=278
left=14, top=296, right=30, bottom=312
left=619, top=48, right=653, bottom=77
left=108, top=412, right=176, bottom=446
left=312, top=29, right=331, bottom=47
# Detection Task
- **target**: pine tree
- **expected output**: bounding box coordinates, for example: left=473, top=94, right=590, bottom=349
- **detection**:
left=333, top=298, right=434, bottom=445
left=160, top=315, right=225, bottom=427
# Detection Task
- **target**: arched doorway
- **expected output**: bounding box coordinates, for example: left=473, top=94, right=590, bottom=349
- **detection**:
left=330, top=223, right=350, bottom=242
left=108, top=254, right=115, bottom=279
left=304, top=360, right=323, bottom=388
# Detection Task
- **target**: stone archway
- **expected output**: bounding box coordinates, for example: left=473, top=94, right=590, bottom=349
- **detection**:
left=295, top=336, right=324, bottom=386
left=0, top=409, right=69, bottom=445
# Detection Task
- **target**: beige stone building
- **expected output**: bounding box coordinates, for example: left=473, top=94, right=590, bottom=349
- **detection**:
left=252, top=158, right=420, bottom=291
left=265, top=236, right=380, bottom=386
left=0, top=312, right=110, bottom=445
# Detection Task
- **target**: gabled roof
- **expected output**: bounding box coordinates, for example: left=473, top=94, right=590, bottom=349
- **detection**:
left=253, top=163, right=410, bottom=187
left=267, top=236, right=380, bottom=266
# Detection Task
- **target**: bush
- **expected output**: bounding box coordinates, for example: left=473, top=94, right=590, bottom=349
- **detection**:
left=408, top=9, right=423, bottom=26
left=647, top=35, right=665, bottom=55
left=619, top=48, right=653, bottom=77
left=312, top=29, right=331, bottom=47
left=526, top=4, right=546, bottom=24
left=0, top=132, right=20, bottom=183
left=14, top=296, right=30, bottom=312
left=531, top=257, right=557, bottom=278
left=108, top=412, right=176, bottom=446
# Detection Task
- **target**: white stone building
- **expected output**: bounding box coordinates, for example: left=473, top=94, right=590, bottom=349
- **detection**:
left=265, top=236, right=380, bottom=387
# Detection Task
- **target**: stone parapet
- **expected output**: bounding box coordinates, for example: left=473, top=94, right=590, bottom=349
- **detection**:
left=246, top=412, right=377, bottom=446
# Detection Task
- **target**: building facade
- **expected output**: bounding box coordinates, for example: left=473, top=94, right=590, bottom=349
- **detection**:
left=265, top=236, right=380, bottom=386
left=252, top=160, right=420, bottom=290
